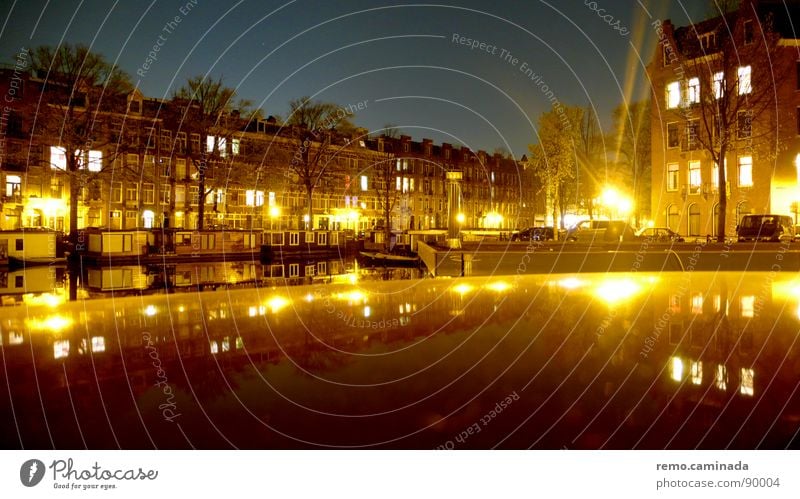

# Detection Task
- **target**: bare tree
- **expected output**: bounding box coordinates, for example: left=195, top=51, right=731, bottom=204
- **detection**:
left=170, top=76, right=257, bottom=229
left=371, top=125, right=400, bottom=251
left=26, top=44, right=131, bottom=245
left=611, top=100, right=651, bottom=225
left=284, top=97, right=355, bottom=227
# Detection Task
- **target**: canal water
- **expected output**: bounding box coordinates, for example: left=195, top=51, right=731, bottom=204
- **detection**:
left=1, top=271, right=798, bottom=448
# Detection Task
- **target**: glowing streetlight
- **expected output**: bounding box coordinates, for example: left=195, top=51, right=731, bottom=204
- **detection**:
left=269, top=205, right=281, bottom=231
left=456, top=212, right=466, bottom=224
left=597, top=186, right=633, bottom=220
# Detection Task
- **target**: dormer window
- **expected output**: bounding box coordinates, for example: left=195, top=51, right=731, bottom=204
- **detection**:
left=128, top=99, right=141, bottom=114
left=698, top=32, right=715, bottom=51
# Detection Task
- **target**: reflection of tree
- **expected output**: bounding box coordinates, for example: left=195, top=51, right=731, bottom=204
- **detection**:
left=291, top=332, right=351, bottom=375
left=175, top=355, right=242, bottom=402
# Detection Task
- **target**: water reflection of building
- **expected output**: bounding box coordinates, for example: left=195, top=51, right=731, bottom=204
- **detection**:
left=640, top=273, right=800, bottom=403
left=3, top=272, right=798, bottom=448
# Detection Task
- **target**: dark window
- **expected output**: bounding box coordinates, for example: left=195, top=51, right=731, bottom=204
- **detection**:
left=743, top=20, right=753, bottom=45
left=683, top=120, right=699, bottom=151
left=15, top=275, right=23, bottom=288
left=667, top=122, right=680, bottom=148
left=796, top=62, right=800, bottom=90
left=797, top=108, right=800, bottom=135
left=737, top=111, right=752, bottom=139
left=15, top=238, right=22, bottom=251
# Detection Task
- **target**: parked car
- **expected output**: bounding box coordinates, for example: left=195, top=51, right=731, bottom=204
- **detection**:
left=635, top=227, right=685, bottom=243
left=565, top=219, right=636, bottom=242
left=736, top=214, right=795, bottom=242
left=512, top=226, right=555, bottom=241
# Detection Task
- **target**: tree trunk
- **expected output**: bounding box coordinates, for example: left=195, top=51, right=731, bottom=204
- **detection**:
left=552, top=187, right=559, bottom=234
left=305, top=185, right=313, bottom=230
left=717, top=144, right=727, bottom=243
left=198, top=172, right=206, bottom=230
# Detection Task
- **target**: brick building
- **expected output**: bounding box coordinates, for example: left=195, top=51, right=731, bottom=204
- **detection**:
left=0, top=66, right=540, bottom=234
left=649, top=0, right=800, bottom=238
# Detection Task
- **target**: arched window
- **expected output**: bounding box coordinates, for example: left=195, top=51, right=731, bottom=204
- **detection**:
left=667, top=204, right=680, bottom=232
left=688, top=204, right=701, bottom=236
left=712, top=203, right=721, bottom=237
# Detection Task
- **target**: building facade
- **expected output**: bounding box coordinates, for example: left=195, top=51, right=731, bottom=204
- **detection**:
left=0, top=67, right=540, bottom=234
left=649, top=0, right=800, bottom=238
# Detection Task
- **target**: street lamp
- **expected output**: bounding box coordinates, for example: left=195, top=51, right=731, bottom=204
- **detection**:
left=269, top=205, right=281, bottom=231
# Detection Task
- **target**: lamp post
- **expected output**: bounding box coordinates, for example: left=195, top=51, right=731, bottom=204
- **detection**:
left=446, top=170, right=463, bottom=249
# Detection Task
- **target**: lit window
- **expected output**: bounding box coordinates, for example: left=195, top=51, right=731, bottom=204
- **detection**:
left=666, top=81, right=681, bottom=108
left=268, top=191, right=276, bottom=207
left=687, top=77, right=700, bottom=104
left=5, top=175, right=21, bottom=197
left=713, top=71, right=724, bottom=99
left=232, top=138, right=240, bottom=155
left=207, top=136, right=227, bottom=157
left=738, top=156, right=753, bottom=187
left=740, top=368, right=754, bottom=396
left=396, top=177, right=401, bottom=191
left=691, top=292, right=703, bottom=314
left=54, top=340, right=70, bottom=359
left=361, top=175, right=368, bottom=191
left=670, top=356, right=684, bottom=382
left=246, top=190, right=264, bottom=206
left=667, top=163, right=679, bottom=192
left=741, top=295, right=755, bottom=318
left=738, top=66, right=752, bottom=95
left=50, top=146, right=67, bottom=170
left=715, top=365, right=728, bottom=391
left=690, top=361, right=703, bottom=385
left=688, top=161, right=701, bottom=193
left=91, top=336, right=106, bottom=353
left=87, top=150, right=102, bottom=172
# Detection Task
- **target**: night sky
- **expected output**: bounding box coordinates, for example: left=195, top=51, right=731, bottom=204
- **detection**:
left=0, top=1, right=709, bottom=158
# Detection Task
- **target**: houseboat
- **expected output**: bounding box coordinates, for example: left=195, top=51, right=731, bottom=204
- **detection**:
left=82, top=228, right=153, bottom=263
left=261, top=229, right=353, bottom=262
left=0, top=229, right=65, bottom=265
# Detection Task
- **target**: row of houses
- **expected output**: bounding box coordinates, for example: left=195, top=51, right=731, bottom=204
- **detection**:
left=0, top=67, right=541, bottom=235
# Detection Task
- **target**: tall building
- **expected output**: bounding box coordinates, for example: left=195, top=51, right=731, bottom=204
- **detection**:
left=649, top=0, right=800, bottom=238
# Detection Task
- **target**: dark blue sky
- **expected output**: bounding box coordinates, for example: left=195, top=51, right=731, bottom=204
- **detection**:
left=0, top=0, right=709, bottom=158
